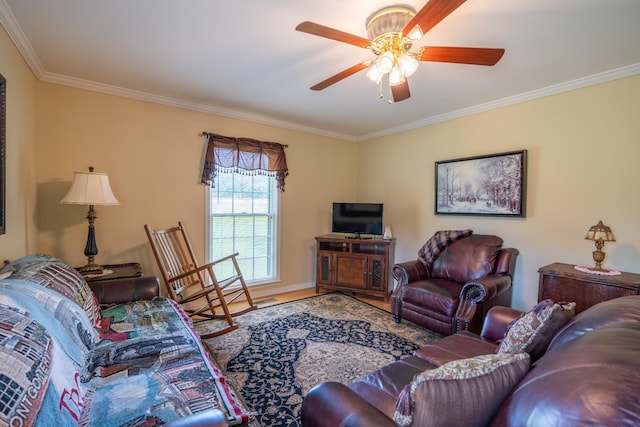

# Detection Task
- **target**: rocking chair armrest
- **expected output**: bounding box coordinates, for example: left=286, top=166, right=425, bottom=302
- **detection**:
left=168, top=253, right=240, bottom=283
left=89, top=276, right=160, bottom=305
left=209, top=252, right=240, bottom=266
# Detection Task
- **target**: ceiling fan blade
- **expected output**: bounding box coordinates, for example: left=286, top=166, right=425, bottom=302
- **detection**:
left=419, top=47, right=505, bottom=65
left=403, top=0, right=467, bottom=37
left=310, top=63, right=369, bottom=91
left=391, top=80, right=411, bottom=102
left=296, top=21, right=371, bottom=48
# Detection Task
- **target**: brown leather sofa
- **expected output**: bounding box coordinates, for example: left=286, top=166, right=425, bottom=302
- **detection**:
left=391, top=233, right=518, bottom=335
left=301, top=295, right=640, bottom=426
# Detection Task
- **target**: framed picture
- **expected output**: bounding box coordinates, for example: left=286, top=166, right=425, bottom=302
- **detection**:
left=435, top=150, right=527, bottom=217
left=0, top=73, right=5, bottom=234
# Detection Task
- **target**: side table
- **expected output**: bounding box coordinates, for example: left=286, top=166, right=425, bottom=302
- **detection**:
left=79, top=263, right=160, bottom=305
left=81, top=263, right=143, bottom=283
left=538, top=262, right=640, bottom=315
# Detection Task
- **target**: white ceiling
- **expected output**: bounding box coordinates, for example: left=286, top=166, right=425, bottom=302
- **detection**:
left=2, top=0, right=640, bottom=141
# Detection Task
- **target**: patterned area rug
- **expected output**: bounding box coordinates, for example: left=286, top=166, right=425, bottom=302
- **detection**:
left=202, top=292, right=441, bottom=427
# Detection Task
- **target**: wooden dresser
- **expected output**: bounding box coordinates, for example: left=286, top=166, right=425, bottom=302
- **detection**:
left=538, top=262, right=640, bottom=314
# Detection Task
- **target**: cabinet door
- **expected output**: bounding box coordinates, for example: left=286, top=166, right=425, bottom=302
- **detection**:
left=317, top=252, right=333, bottom=285
left=334, top=254, right=368, bottom=289
left=367, top=255, right=386, bottom=291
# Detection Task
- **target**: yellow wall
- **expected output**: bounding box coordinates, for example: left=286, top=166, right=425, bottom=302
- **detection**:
left=357, top=74, right=640, bottom=310
left=0, top=25, right=39, bottom=260
left=4, top=22, right=640, bottom=310
left=36, top=83, right=357, bottom=297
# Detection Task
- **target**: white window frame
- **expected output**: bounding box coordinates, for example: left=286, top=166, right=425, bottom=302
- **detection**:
left=205, top=174, right=280, bottom=286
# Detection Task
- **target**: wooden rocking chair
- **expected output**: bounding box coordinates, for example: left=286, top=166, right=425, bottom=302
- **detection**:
left=144, top=221, right=257, bottom=337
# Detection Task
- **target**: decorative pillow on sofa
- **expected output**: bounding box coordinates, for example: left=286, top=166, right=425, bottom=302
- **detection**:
left=1, top=254, right=103, bottom=328
left=497, top=299, right=576, bottom=361
left=393, top=352, right=530, bottom=427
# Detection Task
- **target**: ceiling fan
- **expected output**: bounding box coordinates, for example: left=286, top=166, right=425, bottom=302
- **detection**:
left=295, top=0, right=504, bottom=103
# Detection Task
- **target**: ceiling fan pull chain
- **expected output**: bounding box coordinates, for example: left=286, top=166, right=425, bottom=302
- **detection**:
left=378, top=80, right=384, bottom=100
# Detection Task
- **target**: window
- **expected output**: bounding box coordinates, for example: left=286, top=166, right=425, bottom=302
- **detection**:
left=208, top=173, right=279, bottom=285
left=200, top=131, right=288, bottom=285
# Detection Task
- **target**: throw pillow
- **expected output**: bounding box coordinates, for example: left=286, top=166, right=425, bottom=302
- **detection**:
left=1, top=254, right=103, bottom=328
left=393, top=352, right=530, bottom=427
left=497, top=299, right=576, bottom=361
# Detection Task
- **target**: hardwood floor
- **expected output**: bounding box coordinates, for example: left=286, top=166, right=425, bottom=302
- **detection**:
left=251, top=288, right=392, bottom=313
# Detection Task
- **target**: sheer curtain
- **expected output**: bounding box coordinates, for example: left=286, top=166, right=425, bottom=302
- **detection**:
left=200, top=132, right=289, bottom=191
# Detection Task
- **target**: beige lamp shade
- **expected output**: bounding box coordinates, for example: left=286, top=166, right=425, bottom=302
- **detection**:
left=60, top=171, right=120, bottom=206
left=584, top=220, right=616, bottom=242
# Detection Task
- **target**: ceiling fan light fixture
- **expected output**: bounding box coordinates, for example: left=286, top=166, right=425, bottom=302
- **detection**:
left=377, top=51, right=395, bottom=73
left=397, top=53, right=419, bottom=77
left=388, top=65, right=406, bottom=86
left=366, top=65, right=384, bottom=84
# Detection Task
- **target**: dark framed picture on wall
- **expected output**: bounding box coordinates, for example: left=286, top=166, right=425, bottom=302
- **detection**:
left=435, top=150, right=527, bottom=217
left=0, top=73, right=5, bottom=235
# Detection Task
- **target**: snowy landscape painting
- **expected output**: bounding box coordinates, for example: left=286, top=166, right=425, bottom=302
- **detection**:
left=435, top=150, right=527, bottom=217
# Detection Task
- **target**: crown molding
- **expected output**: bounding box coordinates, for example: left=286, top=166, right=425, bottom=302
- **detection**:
left=0, top=0, right=44, bottom=78
left=39, top=72, right=358, bottom=142
left=43, top=63, right=640, bottom=144
left=358, top=63, right=640, bottom=141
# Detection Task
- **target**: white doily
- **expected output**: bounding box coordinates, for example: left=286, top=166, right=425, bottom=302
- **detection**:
left=574, top=265, right=621, bottom=275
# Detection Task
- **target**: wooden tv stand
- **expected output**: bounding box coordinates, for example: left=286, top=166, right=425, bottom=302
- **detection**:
left=315, top=234, right=395, bottom=302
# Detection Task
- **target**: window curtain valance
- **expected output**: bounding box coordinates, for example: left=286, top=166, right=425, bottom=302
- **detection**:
left=200, top=132, right=289, bottom=192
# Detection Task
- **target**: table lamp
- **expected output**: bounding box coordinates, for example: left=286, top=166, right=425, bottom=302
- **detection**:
left=584, top=220, right=616, bottom=272
left=60, top=166, right=120, bottom=273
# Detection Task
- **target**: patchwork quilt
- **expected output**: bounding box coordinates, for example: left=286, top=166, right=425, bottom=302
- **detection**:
left=0, top=254, right=250, bottom=426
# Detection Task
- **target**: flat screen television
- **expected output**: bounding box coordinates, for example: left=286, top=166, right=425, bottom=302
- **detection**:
left=332, top=202, right=383, bottom=238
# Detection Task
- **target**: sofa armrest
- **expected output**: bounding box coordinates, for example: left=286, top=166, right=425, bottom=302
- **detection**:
left=461, top=274, right=512, bottom=303
left=165, top=409, right=229, bottom=427
left=301, top=382, right=397, bottom=427
left=392, top=260, right=429, bottom=285
left=454, top=274, right=513, bottom=333
left=480, top=305, right=523, bottom=342
left=88, top=276, right=160, bottom=305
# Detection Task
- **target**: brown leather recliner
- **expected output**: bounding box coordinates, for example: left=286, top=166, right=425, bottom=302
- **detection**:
left=391, top=233, right=518, bottom=335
